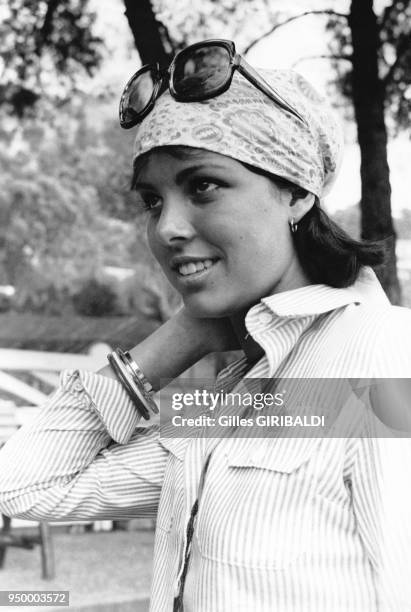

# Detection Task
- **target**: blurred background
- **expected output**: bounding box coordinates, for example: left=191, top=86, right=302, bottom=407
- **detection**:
left=0, top=0, right=411, bottom=609
left=1, top=0, right=411, bottom=343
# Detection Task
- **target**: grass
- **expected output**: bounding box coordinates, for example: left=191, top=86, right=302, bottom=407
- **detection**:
left=0, top=528, right=154, bottom=611
left=0, top=313, right=159, bottom=352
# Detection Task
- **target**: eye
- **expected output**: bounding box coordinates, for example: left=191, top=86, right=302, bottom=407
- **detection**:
left=190, top=177, right=221, bottom=197
left=136, top=191, right=162, bottom=212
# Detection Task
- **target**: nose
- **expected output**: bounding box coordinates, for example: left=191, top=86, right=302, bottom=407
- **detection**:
left=153, top=198, right=196, bottom=247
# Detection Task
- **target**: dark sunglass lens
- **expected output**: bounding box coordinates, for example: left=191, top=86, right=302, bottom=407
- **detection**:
left=173, top=45, right=231, bottom=97
left=121, top=69, right=156, bottom=124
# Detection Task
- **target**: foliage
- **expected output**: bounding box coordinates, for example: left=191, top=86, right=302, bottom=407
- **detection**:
left=152, top=0, right=411, bottom=134
left=72, top=278, right=117, bottom=316
left=0, top=92, right=181, bottom=321
left=380, top=1, right=411, bottom=130
left=0, top=0, right=103, bottom=116
left=153, top=0, right=281, bottom=49
left=0, top=101, right=138, bottom=310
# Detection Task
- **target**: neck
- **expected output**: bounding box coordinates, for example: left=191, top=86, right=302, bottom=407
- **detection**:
left=229, top=264, right=311, bottom=365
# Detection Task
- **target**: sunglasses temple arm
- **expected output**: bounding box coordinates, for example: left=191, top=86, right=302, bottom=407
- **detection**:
left=237, top=57, right=308, bottom=126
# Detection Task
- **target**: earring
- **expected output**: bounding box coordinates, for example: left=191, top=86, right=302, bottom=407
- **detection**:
left=289, top=217, right=298, bottom=234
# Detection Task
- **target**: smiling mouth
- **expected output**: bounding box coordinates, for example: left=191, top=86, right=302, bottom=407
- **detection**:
left=175, top=258, right=218, bottom=277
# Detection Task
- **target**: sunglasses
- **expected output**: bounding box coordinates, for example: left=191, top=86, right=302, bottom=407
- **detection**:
left=119, top=39, right=307, bottom=129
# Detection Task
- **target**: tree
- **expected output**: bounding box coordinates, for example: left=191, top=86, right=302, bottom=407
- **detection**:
left=0, top=106, right=135, bottom=308
left=0, top=0, right=102, bottom=115
left=0, top=2, right=182, bottom=322
left=348, top=0, right=399, bottom=303
left=122, top=0, right=175, bottom=67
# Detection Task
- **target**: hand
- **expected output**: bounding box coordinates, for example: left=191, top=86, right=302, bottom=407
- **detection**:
left=174, top=307, right=241, bottom=354
left=98, top=307, right=240, bottom=390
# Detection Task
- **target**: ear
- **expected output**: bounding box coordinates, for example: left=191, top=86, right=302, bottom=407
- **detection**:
left=288, top=188, right=315, bottom=223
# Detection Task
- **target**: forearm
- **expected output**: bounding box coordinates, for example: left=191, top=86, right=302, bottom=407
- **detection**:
left=98, top=308, right=238, bottom=390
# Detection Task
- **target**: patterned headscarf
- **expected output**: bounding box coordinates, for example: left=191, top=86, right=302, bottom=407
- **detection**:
left=133, top=68, right=344, bottom=198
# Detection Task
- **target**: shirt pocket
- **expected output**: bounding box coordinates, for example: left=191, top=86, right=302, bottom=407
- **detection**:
left=195, top=439, right=318, bottom=569
left=156, top=437, right=188, bottom=533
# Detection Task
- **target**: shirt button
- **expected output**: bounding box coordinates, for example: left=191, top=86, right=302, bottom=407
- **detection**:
left=73, top=380, right=84, bottom=393
left=259, top=312, right=273, bottom=325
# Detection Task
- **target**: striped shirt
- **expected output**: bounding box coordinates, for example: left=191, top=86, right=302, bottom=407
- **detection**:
left=1, top=266, right=411, bottom=611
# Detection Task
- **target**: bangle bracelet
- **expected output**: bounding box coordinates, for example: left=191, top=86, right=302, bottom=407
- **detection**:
left=107, top=352, right=151, bottom=420
left=122, top=350, right=153, bottom=393
left=116, top=348, right=159, bottom=415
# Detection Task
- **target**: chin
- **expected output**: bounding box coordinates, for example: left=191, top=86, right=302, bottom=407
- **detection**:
left=183, top=294, right=246, bottom=319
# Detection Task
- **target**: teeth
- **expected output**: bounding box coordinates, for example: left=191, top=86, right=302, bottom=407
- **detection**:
left=177, top=259, right=214, bottom=276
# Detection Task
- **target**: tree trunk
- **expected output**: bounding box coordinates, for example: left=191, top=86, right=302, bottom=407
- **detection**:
left=123, top=0, right=173, bottom=67
left=349, top=0, right=401, bottom=304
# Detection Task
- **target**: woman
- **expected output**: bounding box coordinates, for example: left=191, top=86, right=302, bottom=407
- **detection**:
left=1, top=40, right=411, bottom=611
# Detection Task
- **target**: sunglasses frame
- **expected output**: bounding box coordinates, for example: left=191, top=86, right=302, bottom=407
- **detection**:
left=119, top=39, right=307, bottom=129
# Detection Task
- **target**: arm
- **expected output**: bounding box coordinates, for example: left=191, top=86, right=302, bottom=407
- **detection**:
left=0, top=370, right=167, bottom=521
left=97, top=307, right=239, bottom=389
left=0, top=309, right=238, bottom=521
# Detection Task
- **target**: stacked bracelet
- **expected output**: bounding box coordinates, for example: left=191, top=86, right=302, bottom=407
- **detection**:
left=107, top=348, right=158, bottom=420
left=120, top=350, right=154, bottom=395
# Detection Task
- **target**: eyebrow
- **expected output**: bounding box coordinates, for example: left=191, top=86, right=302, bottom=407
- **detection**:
left=133, top=163, right=227, bottom=190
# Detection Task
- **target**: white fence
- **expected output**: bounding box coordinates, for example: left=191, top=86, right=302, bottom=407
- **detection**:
left=0, top=343, right=111, bottom=430
left=0, top=343, right=113, bottom=533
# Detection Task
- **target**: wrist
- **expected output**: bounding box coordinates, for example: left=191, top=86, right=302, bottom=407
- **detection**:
left=97, top=308, right=238, bottom=392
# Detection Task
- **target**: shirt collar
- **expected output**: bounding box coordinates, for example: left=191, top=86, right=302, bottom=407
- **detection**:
left=256, top=266, right=388, bottom=319
left=216, top=267, right=389, bottom=391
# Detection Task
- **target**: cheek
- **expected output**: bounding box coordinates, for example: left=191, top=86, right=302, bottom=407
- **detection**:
left=238, top=213, right=287, bottom=251
left=147, top=222, right=162, bottom=261
left=240, top=220, right=292, bottom=272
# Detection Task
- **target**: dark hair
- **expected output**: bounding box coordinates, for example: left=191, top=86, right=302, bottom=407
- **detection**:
left=131, top=145, right=386, bottom=288
left=291, top=199, right=386, bottom=287
left=239, top=161, right=386, bottom=288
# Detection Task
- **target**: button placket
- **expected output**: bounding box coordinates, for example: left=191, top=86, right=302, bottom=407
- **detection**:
left=173, top=443, right=218, bottom=609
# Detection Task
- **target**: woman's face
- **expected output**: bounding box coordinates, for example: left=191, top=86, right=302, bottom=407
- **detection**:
left=134, top=148, right=308, bottom=318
